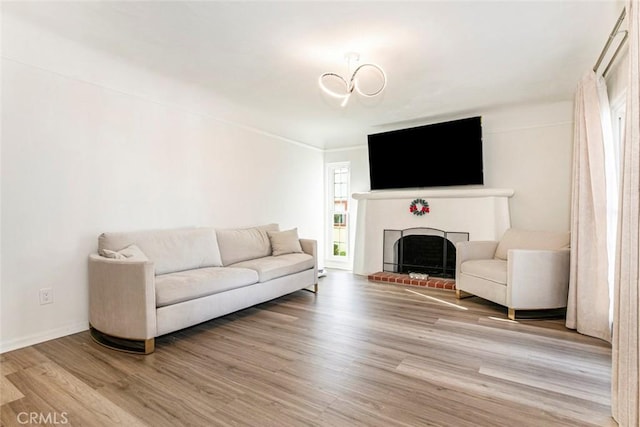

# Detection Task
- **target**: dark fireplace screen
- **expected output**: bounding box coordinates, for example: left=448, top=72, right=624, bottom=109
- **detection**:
left=383, top=228, right=469, bottom=278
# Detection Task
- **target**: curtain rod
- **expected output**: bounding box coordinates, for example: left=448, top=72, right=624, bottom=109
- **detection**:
left=593, top=7, right=628, bottom=77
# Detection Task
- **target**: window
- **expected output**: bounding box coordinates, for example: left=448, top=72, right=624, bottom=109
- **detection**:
left=327, top=163, right=350, bottom=261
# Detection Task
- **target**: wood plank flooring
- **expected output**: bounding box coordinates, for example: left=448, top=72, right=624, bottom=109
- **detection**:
left=1, top=270, right=614, bottom=426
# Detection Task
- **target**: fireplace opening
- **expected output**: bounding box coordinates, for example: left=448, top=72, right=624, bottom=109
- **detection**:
left=398, top=235, right=457, bottom=276
left=383, top=228, right=469, bottom=278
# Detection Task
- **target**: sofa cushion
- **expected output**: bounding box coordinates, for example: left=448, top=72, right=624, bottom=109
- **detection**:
left=267, top=228, right=303, bottom=256
left=494, top=228, right=571, bottom=260
left=216, top=223, right=279, bottom=266
left=460, top=259, right=508, bottom=285
left=229, top=253, right=315, bottom=283
left=100, top=244, right=148, bottom=261
left=99, top=227, right=222, bottom=275
left=155, top=267, right=259, bottom=308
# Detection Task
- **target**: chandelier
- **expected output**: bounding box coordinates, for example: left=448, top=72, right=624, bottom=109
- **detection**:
left=318, top=52, right=387, bottom=107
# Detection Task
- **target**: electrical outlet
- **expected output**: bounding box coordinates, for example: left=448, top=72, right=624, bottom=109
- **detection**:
left=39, top=288, right=53, bottom=305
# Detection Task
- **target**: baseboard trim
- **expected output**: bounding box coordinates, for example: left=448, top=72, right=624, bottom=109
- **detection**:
left=0, top=321, right=89, bottom=354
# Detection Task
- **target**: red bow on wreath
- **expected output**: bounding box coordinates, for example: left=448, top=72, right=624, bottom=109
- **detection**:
left=409, top=198, right=430, bottom=216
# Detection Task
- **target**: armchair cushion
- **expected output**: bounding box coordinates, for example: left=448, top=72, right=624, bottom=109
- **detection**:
left=494, top=229, right=570, bottom=260
left=460, top=259, right=507, bottom=284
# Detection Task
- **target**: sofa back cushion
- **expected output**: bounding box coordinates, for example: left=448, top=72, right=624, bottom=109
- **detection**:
left=216, top=223, right=279, bottom=266
left=98, top=227, right=222, bottom=275
left=494, top=228, right=570, bottom=260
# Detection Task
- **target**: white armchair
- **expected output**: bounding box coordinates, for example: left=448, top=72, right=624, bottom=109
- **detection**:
left=455, top=228, right=571, bottom=320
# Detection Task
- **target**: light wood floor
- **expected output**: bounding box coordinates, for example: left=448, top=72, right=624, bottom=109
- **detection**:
left=1, top=270, right=614, bottom=426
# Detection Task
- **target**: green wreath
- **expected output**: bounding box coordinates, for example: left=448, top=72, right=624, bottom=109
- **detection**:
left=409, top=198, right=430, bottom=216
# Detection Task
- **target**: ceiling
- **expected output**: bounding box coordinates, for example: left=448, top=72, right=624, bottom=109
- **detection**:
left=3, top=1, right=624, bottom=150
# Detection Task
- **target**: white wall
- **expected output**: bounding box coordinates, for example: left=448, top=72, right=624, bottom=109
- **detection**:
left=330, top=101, right=575, bottom=270
left=1, top=13, right=324, bottom=352
left=482, top=101, right=574, bottom=232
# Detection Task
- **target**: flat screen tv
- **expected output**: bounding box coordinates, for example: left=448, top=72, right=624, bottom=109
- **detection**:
left=367, top=116, right=484, bottom=190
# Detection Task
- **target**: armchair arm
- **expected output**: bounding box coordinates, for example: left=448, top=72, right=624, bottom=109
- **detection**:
left=88, top=254, right=157, bottom=340
left=299, top=239, right=318, bottom=284
left=507, top=249, right=570, bottom=309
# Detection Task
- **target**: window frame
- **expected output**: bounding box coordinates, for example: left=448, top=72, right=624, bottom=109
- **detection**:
left=326, top=162, right=351, bottom=266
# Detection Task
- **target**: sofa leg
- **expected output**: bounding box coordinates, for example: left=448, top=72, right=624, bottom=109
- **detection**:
left=90, top=325, right=155, bottom=354
left=303, top=283, right=318, bottom=294
left=144, top=338, right=155, bottom=354
left=508, top=308, right=516, bottom=320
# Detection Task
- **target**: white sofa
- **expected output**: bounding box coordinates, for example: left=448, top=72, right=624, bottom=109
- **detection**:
left=455, top=228, right=570, bottom=320
left=88, top=223, right=317, bottom=353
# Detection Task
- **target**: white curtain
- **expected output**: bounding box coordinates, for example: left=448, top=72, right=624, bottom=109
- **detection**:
left=566, top=70, right=613, bottom=342
left=612, top=1, right=640, bottom=424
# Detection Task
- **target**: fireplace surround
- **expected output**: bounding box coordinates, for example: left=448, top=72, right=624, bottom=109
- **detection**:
left=352, top=188, right=514, bottom=276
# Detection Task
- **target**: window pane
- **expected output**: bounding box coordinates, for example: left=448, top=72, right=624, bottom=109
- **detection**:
left=328, top=163, right=349, bottom=260
left=334, top=201, right=347, bottom=212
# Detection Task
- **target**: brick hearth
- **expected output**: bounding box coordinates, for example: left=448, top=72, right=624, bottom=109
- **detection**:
left=368, top=271, right=456, bottom=290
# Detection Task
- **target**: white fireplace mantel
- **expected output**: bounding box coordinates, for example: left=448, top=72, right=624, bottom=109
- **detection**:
left=352, top=187, right=514, bottom=201
left=352, top=187, right=515, bottom=276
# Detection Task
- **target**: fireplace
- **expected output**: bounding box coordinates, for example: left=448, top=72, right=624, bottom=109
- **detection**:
left=352, top=188, right=513, bottom=275
left=383, top=228, right=469, bottom=278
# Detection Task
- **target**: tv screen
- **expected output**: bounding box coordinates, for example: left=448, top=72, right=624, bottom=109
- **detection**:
left=367, top=116, right=484, bottom=190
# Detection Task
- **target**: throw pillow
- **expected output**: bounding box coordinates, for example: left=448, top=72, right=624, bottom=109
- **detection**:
left=99, top=244, right=148, bottom=261
left=267, top=228, right=303, bottom=256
